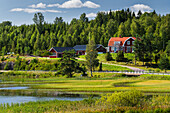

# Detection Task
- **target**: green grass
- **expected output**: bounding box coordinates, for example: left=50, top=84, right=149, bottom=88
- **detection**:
left=1, top=71, right=170, bottom=93
left=102, top=64, right=132, bottom=71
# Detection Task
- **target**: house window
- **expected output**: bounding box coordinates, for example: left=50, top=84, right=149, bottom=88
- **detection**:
left=132, top=41, right=134, bottom=45
left=127, top=46, right=131, bottom=53
left=114, top=47, right=117, bottom=52
left=114, top=41, right=121, bottom=46
left=52, top=52, right=56, bottom=55
left=127, top=41, right=130, bottom=45
left=111, top=47, right=114, bottom=51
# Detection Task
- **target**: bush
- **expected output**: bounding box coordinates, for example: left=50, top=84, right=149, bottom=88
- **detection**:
left=96, top=90, right=144, bottom=107
left=1, top=56, right=6, bottom=61
left=98, top=62, right=102, bottom=71
left=114, top=73, right=126, bottom=77
left=4, top=62, right=10, bottom=70
left=116, top=51, right=125, bottom=62
left=105, top=52, right=113, bottom=61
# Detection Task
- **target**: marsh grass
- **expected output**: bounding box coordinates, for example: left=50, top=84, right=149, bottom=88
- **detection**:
left=2, top=91, right=170, bottom=113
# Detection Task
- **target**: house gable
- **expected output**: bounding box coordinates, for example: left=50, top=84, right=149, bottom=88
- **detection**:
left=123, top=37, right=136, bottom=46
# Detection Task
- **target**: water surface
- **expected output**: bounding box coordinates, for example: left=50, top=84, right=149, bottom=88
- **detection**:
left=0, top=87, right=28, bottom=90
left=0, top=95, right=84, bottom=105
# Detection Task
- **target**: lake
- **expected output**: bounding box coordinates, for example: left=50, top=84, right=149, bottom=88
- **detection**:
left=0, top=95, right=84, bottom=105
left=0, top=87, right=87, bottom=105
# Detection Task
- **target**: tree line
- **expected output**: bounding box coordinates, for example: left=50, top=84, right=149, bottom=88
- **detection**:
left=0, top=9, right=169, bottom=56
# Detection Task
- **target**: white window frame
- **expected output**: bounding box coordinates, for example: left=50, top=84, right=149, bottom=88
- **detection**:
left=111, top=47, right=114, bottom=51
left=114, top=41, right=121, bottom=46
left=127, top=46, right=131, bottom=53
left=132, top=41, right=134, bottom=45
left=127, top=41, right=130, bottom=45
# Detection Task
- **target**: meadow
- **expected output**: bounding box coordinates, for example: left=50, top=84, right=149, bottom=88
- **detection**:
left=1, top=71, right=170, bottom=93
left=1, top=71, right=170, bottom=112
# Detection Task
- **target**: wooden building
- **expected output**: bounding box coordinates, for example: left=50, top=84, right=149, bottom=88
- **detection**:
left=73, top=44, right=106, bottom=55
left=108, top=37, right=136, bottom=53
left=49, top=47, right=74, bottom=58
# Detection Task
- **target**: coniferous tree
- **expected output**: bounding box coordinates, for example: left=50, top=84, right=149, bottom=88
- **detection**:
left=159, top=54, right=169, bottom=73
left=85, top=34, right=98, bottom=77
left=59, top=50, right=78, bottom=77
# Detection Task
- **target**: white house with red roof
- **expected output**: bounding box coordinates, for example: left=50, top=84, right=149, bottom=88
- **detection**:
left=108, top=36, right=136, bottom=53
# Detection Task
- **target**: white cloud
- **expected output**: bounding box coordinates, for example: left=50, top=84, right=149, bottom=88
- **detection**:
left=10, top=8, right=62, bottom=13
left=10, top=8, right=23, bottom=12
left=59, top=0, right=83, bottom=8
left=47, top=3, right=60, bottom=8
left=47, top=0, right=100, bottom=9
left=86, top=13, right=97, bottom=18
left=46, top=10, right=63, bottom=13
left=130, top=4, right=153, bottom=14
left=83, top=1, right=100, bottom=8
left=29, top=3, right=46, bottom=8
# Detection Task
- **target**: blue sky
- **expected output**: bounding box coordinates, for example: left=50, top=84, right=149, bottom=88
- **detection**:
left=0, top=0, right=170, bottom=25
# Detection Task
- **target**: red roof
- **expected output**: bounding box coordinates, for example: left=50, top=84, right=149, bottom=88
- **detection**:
left=108, top=37, right=136, bottom=46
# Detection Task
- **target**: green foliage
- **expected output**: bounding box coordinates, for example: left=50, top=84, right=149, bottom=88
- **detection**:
left=96, top=90, right=144, bottom=107
left=40, top=51, right=52, bottom=57
left=166, top=40, right=170, bottom=56
left=140, top=74, right=170, bottom=80
left=1, top=56, right=6, bottom=61
left=58, top=50, right=79, bottom=77
left=2, top=91, right=170, bottom=113
left=159, top=54, right=170, bottom=72
left=86, top=36, right=98, bottom=77
left=116, top=51, right=125, bottom=62
left=98, top=62, right=102, bottom=71
left=105, top=52, right=113, bottom=61
left=4, top=61, right=10, bottom=70
left=0, top=10, right=168, bottom=56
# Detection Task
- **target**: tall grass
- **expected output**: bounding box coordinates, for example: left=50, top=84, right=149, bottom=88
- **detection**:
left=2, top=90, right=170, bottom=113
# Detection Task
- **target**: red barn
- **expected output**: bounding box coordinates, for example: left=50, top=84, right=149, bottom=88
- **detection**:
left=49, top=47, right=74, bottom=58
left=108, top=37, right=136, bottom=53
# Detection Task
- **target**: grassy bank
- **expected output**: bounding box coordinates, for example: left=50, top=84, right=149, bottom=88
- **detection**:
left=1, top=90, right=170, bottom=113
left=1, top=71, right=170, bottom=93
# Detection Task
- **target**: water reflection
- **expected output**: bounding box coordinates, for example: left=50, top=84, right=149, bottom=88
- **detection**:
left=0, top=87, right=28, bottom=90
left=0, top=95, right=84, bottom=105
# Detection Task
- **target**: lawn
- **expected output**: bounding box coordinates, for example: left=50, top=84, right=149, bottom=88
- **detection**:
left=102, top=64, right=132, bottom=71
left=29, top=79, right=170, bottom=93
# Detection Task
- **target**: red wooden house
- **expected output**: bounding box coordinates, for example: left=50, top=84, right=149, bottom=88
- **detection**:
left=108, top=37, right=136, bottom=53
left=49, top=47, right=74, bottom=58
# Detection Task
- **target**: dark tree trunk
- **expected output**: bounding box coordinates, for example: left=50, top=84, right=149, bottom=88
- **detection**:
left=91, top=69, right=93, bottom=77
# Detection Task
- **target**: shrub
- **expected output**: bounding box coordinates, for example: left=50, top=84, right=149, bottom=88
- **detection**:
left=116, top=51, right=125, bottom=62
left=96, top=90, right=144, bottom=107
left=1, top=56, right=6, bottom=61
left=98, top=62, right=102, bottom=71
left=151, top=95, right=170, bottom=107
left=4, top=62, right=10, bottom=70
left=105, top=52, right=113, bottom=61
left=114, top=73, right=126, bottom=77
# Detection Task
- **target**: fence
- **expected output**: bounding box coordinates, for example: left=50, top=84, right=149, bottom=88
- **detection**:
left=94, top=70, right=170, bottom=75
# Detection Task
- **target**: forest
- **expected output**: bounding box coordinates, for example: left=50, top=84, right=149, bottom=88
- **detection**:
left=0, top=8, right=169, bottom=56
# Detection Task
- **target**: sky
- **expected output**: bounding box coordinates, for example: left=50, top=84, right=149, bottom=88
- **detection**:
left=0, top=0, right=170, bottom=26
